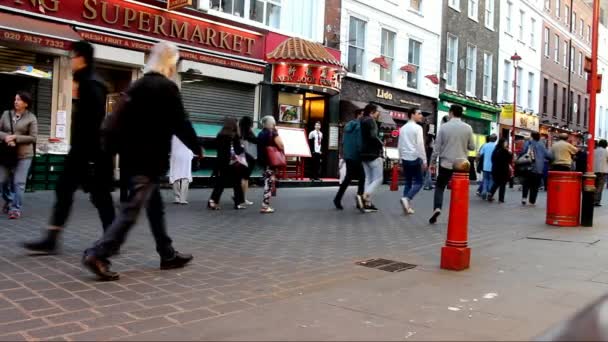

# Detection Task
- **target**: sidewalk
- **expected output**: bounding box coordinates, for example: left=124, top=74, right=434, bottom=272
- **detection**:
left=0, top=186, right=607, bottom=341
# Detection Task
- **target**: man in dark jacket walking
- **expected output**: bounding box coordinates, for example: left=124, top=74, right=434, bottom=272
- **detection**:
left=358, top=104, right=384, bottom=213
left=82, top=41, right=202, bottom=281
left=334, top=109, right=365, bottom=210
left=24, top=41, right=116, bottom=254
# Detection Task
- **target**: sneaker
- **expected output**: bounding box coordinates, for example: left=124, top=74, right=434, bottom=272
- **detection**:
left=475, top=191, right=482, bottom=197
left=8, top=211, right=20, bottom=220
left=160, top=252, right=193, bottom=270
left=333, top=198, right=344, bottom=210
left=364, top=204, right=379, bottom=213
left=400, top=198, right=410, bottom=214
left=234, top=204, right=247, bottom=210
left=82, top=255, right=120, bottom=281
left=356, top=195, right=365, bottom=213
left=260, top=206, right=275, bottom=214
left=429, top=209, right=441, bottom=224
left=244, top=200, right=254, bottom=206
left=23, top=230, right=60, bottom=254
left=407, top=207, right=415, bottom=214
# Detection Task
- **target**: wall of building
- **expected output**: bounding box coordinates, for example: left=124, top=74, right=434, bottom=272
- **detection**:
left=496, top=0, right=543, bottom=115
left=339, top=0, right=442, bottom=100
left=596, top=22, right=608, bottom=140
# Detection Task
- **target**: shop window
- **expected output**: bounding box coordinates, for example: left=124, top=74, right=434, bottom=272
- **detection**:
left=250, top=0, right=281, bottom=29
left=380, top=29, right=395, bottom=83
left=210, top=0, right=245, bottom=17
left=407, top=39, right=421, bottom=89
left=348, top=17, right=366, bottom=76
left=277, top=92, right=303, bottom=124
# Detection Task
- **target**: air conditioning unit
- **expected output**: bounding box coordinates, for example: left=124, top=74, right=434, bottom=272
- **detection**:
left=197, top=0, right=210, bottom=11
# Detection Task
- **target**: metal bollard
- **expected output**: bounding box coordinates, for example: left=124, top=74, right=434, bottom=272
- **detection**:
left=390, top=162, right=399, bottom=191
left=440, top=160, right=471, bottom=271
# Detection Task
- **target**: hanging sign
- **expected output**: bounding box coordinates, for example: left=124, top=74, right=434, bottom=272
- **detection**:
left=271, top=63, right=343, bottom=93
left=167, top=0, right=192, bottom=11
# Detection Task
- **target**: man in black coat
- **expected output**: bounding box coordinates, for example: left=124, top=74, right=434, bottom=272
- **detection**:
left=82, top=41, right=202, bottom=281
left=24, top=41, right=116, bottom=254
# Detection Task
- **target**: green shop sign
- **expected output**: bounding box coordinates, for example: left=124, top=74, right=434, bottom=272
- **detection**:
left=438, top=93, right=499, bottom=122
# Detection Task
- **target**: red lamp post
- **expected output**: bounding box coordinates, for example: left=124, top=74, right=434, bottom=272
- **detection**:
left=510, top=53, right=522, bottom=154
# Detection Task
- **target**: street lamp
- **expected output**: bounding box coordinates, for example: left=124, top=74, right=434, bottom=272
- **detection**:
left=510, top=52, right=522, bottom=154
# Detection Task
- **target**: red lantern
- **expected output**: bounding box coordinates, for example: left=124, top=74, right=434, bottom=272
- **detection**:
left=391, top=130, right=399, bottom=138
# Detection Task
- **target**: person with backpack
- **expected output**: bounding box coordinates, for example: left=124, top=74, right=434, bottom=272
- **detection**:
left=333, top=109, right=365, bottom=210
left=519, top=132, right=552, bottom=206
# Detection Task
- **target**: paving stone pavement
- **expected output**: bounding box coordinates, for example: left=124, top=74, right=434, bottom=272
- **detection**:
left=0, top=185, right=599, bottom=340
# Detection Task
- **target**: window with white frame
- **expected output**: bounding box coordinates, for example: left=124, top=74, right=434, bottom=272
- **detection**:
left=506, top=1, right=513, bottom=33
left=380, top=29, right=396, bottom=83
left=210, top=0, right=246, bottom=17
left=572, top=12, right=577, bottom=32
left=554, top=34, right=559, bottom=62
left=249, top=0, right=281, bottom=29
left=483, top=52, right=493, bottom=100
left=570, top=46, right=575, bottom=71
left=516, top=67, right=522, bottom=105
left=587, top=25, right=592, bottom=42
left=446, top=34, right=459, bottom=89
left=555, top=0, right=560, bottom=18
left=578, top=51, right=583, bottom=75
left=407, top=39, right=421, bottom=89
left=519, top=10, right=525, bottom=41
left=545, top=0, right=550, bottom=11
left=484, top=0, right=494, bottom=29
left=503, top=60, right=511, bottom=102
left=563, top=40, right=568, bottom=67
left=348, top=17, right=366, bottom=75
left=449, top=0, right=460, bottom=11
left=410, top=0, right=422, bottom=12
left=468, top=0, right=478, bottom=20
left=530, top=18, right=536, bottom=46
left=580, top=19, right=584, bottom=38
left=544, top=27, right=550, bottom=56
left=527, top=72, right=534, bottom=109
left=466, top=44, right=477, bottom=95
left=565, top=5, right=569, bottom=26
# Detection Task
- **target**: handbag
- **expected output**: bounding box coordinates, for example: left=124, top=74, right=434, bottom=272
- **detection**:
left=266, top=146, right=286, bottom=168
left=230, top=142, right=248, bottom=168
left=0, top=111, right=18, bottom=167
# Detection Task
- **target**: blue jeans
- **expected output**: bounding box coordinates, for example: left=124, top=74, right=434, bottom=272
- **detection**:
left=362, top=158, right=383, bottom=196
left=482, top=171, right=493, bottom=197
left=402, top=159, right=424, bottom=200
left=0, top=158, right=32, bottom=213
left=423, top=169, right=433, bottom=189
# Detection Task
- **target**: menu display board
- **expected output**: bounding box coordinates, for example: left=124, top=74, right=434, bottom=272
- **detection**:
left=276, top=127, right=312, bottom=158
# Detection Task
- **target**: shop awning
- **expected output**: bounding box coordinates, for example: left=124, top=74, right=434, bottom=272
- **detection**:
left=0, top=12, right=81, bottom=50
left=267, top=37, right=343, bottom=67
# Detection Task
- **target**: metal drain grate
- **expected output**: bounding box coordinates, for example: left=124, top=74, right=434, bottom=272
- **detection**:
left=356, top=258, right=417, bottom=272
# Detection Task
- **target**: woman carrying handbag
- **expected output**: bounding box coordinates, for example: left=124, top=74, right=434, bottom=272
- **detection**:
left=257, top=115, right=285, bottom=214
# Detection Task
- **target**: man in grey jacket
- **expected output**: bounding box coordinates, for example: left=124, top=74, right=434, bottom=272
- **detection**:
left=429, top=105, right=475, bottom=224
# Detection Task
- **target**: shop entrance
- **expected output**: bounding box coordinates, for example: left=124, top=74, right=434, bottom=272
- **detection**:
left=96, top=64, right=132, bottom=116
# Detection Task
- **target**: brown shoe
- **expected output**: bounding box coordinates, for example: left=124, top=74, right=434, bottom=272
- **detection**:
left=82, top=255, right=119, bottom=281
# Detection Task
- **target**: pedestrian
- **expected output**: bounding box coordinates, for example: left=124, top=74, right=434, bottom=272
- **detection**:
left=550, top=133, right=578, bottom=171
left=487, top=138, right=513, bottom=203
left=24, top=41, right=116, bottom=254
left=257, top=115, right=284, bottom=214
left=423, top=133, right=435, bottom=190
left=575, top=146, right=588, bottom=173
left=0, top=91, right=38, bottom=219
left=520, top=132, right=553, bottom=206
left=309, top=121, right=323, bottom=181
left=475, top=135, right=490, bottom=196
left=208, top=118, right=246, bottom=210
left=428, top=105, right=475, bottom=224
left=398, top=108, right=427, bottom=215
left=358, top=104, right=384, bottom=213
left=594, top=139, right=608, bottom=206
left=82, top=41, right=202, bottom=281
left=169, top=136, right=195, bottom=205
left=239, top=116, right=257, bottom=206
left=334, top=109, right=365, bottom=210
left=479, top=134, right=498, bottom=199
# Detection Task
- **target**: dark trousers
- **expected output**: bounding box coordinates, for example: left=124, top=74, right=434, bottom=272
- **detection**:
left=595, top=173, right=607, bottom=205
left=210, top=166, right=244, bottom=206
left=334, top=159, right=364, bottom=203
left=433, top=167, right=454, bottom=210
left=489, top=181, right=507, bottom=202
left=50, top=154, right=115, bottom=230
left=311, top=153, right=322, bottom=179
left=85, top=175, right=175, bottom=260
left=119, top=164, right=129, bottom=203
left=402, top=158, right=424, bottom=200
left=521, top=171, right=543, bottom=204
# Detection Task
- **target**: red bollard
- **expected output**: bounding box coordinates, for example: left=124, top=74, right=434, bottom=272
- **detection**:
left=390, top=162, right=399, bottom=191
left=441, top=160, right=471, bottom=271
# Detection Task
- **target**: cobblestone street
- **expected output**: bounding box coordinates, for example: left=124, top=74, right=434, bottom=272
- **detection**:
left=0, top=186, right=606, bottom=340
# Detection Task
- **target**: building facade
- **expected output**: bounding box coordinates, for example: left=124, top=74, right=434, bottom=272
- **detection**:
left=539, top=0, right=593, bottom=145
left=594, top=4, right=608, bottom=141
left=438, top=0, right=502, bottom=159
left=339, top=0, right=442, bottom=157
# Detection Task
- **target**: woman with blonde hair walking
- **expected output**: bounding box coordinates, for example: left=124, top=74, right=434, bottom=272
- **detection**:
left=257, top=115, right=284, bottom=213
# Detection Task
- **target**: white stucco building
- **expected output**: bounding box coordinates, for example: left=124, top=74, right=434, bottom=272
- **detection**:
left=595, top=22, right=608, bottom=140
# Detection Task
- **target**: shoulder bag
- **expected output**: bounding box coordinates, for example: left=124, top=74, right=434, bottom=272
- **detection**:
left=0, top=111, right=18, bottom=167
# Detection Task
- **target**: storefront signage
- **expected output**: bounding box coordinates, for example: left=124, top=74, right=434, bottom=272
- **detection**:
left=271, top=63, right=343, bottom=93
left=376, top=88, right=393, bottom=100
left=0, top=0, right=264, bottom=59
left=167, top=0, right=192, bottom=11
left=499, top=105, right=539, bottom=132
left=439, top=101, right=498, bottom=122
left=0, top=28, right=71, bottom=50
left=79, top=30, right=265, bottom=73
left=389, top=111, right=407, bottom=120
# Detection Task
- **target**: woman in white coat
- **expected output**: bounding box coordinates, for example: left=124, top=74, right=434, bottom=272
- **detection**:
left=169, top=135, right=195, bottom=204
